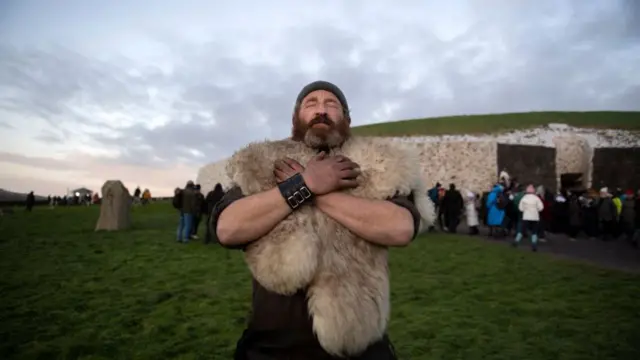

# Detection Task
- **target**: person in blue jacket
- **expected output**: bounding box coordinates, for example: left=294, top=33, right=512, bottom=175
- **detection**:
left=486, top=184, right=506, bottom=237
left=427, top=183, right=441, bottom=231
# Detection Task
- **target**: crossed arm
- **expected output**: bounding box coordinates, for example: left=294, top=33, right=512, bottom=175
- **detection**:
left=314, top=192, right=416, bottom=246
left=211, top=186, right=419, bottom=249
left=213, top=155, right=419, bottom=248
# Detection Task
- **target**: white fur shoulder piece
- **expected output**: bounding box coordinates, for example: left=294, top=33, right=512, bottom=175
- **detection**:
left=221, top=136, right=435, bottom=356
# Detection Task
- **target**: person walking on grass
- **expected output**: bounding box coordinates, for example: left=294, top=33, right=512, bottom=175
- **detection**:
left=25, top=191, right=35, bottom=212
left=190, top=184, right=205, bottom=240
left=204, top=183, right=225, bottom=245
left=513, top=184, right=544, bottom=251
left=441, top=183, right=463, bottom=233
left=177, top=181, right=197, bottom=243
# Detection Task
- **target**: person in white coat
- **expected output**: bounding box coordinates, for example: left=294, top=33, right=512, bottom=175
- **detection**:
left=514, top=184, right=544, bottom=251
left=464, top=190, right=480, bottom=235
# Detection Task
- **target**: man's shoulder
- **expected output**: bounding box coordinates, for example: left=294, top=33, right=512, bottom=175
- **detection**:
left=227, top=139, right=310, bottom=172
left=225, top=139, right=313, bottom=193
left=342, top=136, right=418, bottom=172
left=230, top=138, right=302, bottom=159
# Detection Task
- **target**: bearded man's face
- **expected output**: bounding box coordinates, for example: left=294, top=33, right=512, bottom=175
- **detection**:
left=291, top=90, right=351, bottom=149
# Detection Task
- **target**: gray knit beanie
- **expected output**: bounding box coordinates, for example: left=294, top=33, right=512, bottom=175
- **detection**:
left=294, top=80, right=349, bottom=115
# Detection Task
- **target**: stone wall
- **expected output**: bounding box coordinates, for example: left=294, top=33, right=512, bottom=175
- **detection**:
left=196, top=136, right=636, bottom=195
left=197, top=140, right=500, bottom=195
left=401, top=141, right=497, bottom=193
left=591, top=147, right=640, bottom=190
left=497, top=144, right=556, bottom=190
left=553, top=135, right=593, bottom=189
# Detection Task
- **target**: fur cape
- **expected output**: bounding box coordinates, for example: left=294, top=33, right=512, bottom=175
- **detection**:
left=225, top=136, right=435, bottom=357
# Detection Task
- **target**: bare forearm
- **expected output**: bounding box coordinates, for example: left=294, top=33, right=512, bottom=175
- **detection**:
left=315, top=192, right=414, bottom=247
left=217, top=187, right=291, bottom=246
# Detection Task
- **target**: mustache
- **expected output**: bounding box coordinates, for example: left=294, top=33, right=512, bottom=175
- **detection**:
left=308, top=114, right=335, bottom=128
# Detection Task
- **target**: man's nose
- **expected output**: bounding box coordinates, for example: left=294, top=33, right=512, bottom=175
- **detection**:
left=314, top=104, right=328, bottom=115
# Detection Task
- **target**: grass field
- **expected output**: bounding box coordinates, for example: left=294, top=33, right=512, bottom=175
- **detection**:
left=1, top=203, right=639, bottom=360
left=351, top=111, right=640, bottom=137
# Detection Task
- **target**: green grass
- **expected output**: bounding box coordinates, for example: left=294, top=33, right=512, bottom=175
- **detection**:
left=351, top=111, right=640, bottom=137
left=1, top=204, right=639, bottom=359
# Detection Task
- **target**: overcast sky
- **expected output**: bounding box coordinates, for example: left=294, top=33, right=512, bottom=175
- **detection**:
left=0, top=0, right=639, bottom=196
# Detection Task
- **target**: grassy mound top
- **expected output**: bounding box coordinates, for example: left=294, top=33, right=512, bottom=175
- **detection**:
left=351, top=111, right=640, bottom=137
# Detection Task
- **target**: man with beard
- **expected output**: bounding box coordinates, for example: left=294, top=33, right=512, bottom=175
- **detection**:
left=209, top=81, right=435, bottom=360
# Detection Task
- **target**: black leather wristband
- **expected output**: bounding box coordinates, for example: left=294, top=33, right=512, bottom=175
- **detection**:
left=278, top=173, right=314, bottom=210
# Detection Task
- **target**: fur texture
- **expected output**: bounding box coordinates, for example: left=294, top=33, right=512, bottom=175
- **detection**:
left=225, top=136, right=435, bottom=356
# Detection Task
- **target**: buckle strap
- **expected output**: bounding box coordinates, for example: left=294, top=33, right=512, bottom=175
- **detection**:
left=278, top=173, right=314, bottom=210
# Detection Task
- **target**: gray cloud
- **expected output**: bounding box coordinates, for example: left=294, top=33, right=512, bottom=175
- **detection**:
left=0, top=152, right=78, bottom=171
left=33, top=128, right=66, bottom=144
left=0, top=0, right=639, bottom=170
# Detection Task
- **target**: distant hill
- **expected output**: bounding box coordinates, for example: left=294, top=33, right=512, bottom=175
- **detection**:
left=0, top=189, right=47, bottom=203
left=351, top=111, right=640, bottom=137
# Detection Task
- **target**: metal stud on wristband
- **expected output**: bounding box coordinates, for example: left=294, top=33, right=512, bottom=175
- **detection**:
left=278, top=173, right=314, bottom=210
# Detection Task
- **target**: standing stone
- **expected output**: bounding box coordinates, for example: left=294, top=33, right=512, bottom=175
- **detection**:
left=95, top=180, right=132, bottom=231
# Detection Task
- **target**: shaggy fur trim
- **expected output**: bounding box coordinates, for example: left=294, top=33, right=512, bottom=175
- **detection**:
left=225, top=136, right=435, bottom=356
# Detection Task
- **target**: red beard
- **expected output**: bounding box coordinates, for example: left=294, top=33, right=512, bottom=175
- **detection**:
left=291, top=113, right=351, bottom=149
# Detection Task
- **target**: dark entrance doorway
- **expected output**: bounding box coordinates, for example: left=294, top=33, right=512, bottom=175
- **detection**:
left=560, top=173, right=584, bottom=192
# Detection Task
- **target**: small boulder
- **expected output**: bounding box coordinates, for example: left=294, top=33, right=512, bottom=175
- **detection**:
left=95, top=180, right=132, bottom=231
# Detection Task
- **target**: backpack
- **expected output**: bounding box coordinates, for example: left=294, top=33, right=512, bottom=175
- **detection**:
left=172, top=191, right=183, bottom=210
left=496, top=192, right=509, bottom=210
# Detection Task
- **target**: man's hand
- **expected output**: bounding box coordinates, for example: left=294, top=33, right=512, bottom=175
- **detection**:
left=274, top=158, right=305, bottom=183
left=301, top=152, right=360, bottom=195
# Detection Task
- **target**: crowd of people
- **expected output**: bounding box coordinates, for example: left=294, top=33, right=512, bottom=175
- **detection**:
left=172, top=181, right=225, bottom=244
left=172, top=174, right=640, bottom=252
left=22, top=185, right=153, bottom=211
left=132, top=186, right=152, bottom=205
left=44, top=193, right=99, bottom=207
left=428, top=174, right=640, bottom=251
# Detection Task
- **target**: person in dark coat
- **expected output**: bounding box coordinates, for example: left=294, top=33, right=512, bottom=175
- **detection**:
left=582, top=190, right=600, bottom=239
left=427, top=183, right=441, bottom=232
left=551, top=191, right=569, bottom=234
left=177, top=181, right=198, bottom=243
left=191, top=184, right=205, bottom=239
left=598, top=188, right=616, bottom=241
left=538, top=190, right=554, bottom=240
left=441, top=183, right=463, bottom=233
left=620, top=190, right=636, bottom=243
left=480, top=191, right=489, bottom=226
left=567, top=193, right=582, bottom=240
left=504, top=189, right=519, bottom=236
left=25, top=191, right=35, bottom=212
left=205, top=183, right=225, bottom=244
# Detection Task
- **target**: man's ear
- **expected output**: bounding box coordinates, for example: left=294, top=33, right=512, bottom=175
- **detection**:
left=290, top=109, right=297, bottom=139
left=344, top=110, right=351, bottom=124
left=292, top=105, right=300, bottom=125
